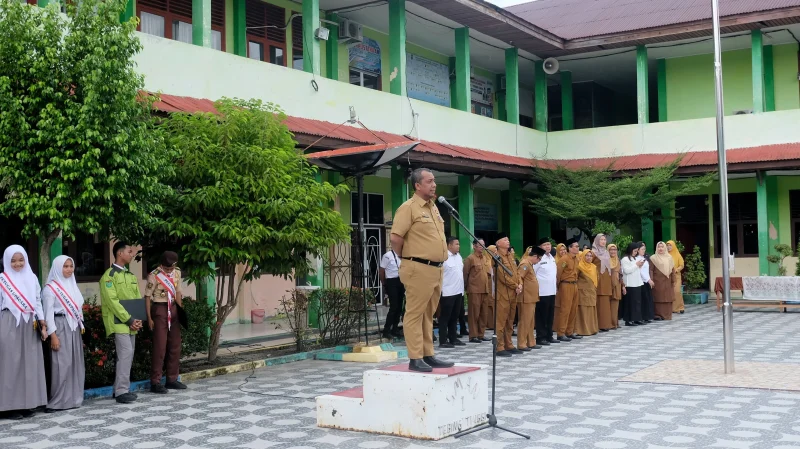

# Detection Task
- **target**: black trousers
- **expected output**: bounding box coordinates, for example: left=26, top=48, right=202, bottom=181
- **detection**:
left=439, top=293, right=462, bottom=344
left=457, top=296, right=467, bottom=335
left=383, top=277, right=405, bottom=333
left=535, top=295, right=555, bottom=342
left=642, top=283, right=655, bottom=321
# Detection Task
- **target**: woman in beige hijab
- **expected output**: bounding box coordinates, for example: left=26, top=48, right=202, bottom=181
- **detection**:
left=650, top=242, right=676, bottom=320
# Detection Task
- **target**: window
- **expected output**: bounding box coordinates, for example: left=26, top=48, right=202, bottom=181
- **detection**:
left=291, top=13, right=303, bottom=70
left=713, top=192, right=758, bottom=257
left=349, top=70, right=380, bottom=90
left=790, top=190, right=800, bottom=251
left=351, top=193, right=384, bottom=226
left=137, top=0, right=226, bottom=51
left=62, top=233, right=110, bottom=282
left=245, top=0, right=286, bottom=66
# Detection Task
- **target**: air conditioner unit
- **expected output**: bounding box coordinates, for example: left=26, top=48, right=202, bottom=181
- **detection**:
left=338, top=18, right=363, bottom=43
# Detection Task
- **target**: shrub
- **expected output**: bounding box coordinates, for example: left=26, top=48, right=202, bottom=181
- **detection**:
left=684, top=245, right=707, bottom=291
left=766, top=243, right=793, bottom=276
left=315, top=288, right=369, bottom=347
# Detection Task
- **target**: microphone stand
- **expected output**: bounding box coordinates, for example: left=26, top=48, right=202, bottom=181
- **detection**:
left=437, top=199, right=530, bottom=440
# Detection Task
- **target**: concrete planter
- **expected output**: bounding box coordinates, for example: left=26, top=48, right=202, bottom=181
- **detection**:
left=683, top=291, right=709, bottom=305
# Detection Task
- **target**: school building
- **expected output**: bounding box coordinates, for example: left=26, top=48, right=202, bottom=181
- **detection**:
left=5, top=0, right=800, bottom=327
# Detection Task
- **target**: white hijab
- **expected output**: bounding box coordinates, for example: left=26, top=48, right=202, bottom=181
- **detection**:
left=45, top=255, right=85, bottom=330
left=1, top=245, right=41, bottom=323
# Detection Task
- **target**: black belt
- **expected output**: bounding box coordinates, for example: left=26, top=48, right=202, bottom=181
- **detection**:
left=403, top=257, right=443, bottom=268
left=560, top=281, right=577, bottom=284
left=55, top=313, right=65, bottom=317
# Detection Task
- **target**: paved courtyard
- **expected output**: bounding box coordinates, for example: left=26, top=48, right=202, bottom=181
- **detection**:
left=2, top=304, right=799, bottom=449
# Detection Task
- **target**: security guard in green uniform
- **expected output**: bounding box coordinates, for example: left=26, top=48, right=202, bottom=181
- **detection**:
left=100, top=242, right=143, bottom=404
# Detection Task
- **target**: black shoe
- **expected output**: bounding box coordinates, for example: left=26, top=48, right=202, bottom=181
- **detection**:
left=409, top=359, right=433, bottom=372
left=636, top=321, right=646, bottom=325
left=150, top=383, right=168, bottom=394
left=469, top=338, right=482, bottom=343
left=519, top=347, right=532, bottom=352
left=538, top=340, right=550, bottom=346
left=510, top=348, right=524, bottom=354
left=439, top=343, right=455, bottom=349
left=625, top=322, right=638, bottom=326
left=115, top=393, right=137, bottom=404
left=645, top=320, right=653, bottom=323
left=654, top=317, right=663, bottom=321
left=570, top=334, right=583, bottom=339
left=45, top=408, right=58, bottom=414
left=481, top=337, right=492, bottom=342
left=165, top=381, right=187, bottom=390
left=600, top=329, right=610, bottom=332
left=19, top=409, right=35, bottom=418
left=452, top=339, right=466, bottom=346
left=382, top=331, right=392, bottom=339
left=548, top=338, right=559, bottom=343
left=433, top=334, right=438, bottom=342
left=423, top=356, right=454, bottom=368
left=680, top=310, right=685, bottom=314
left=529, top=345, right=543, bottom=349
left=391, top=329, right=404, bottom=338
left=557, top=336, right=571, bottom=342
left=2, top=411, right=23, bottom=420
left=496, top=350, right=512, bottom=357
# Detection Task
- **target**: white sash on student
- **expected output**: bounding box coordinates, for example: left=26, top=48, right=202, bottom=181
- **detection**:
left=0, top=272, right=35, bottom=317
left=46, top=281, right=83, bottom=331
left=156, top=271, right=176, bottom=330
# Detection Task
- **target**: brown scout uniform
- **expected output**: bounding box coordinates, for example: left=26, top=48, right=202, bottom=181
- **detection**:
left=144, top=267, right=183, bottom=386
left=493, top=248, right=520, bottom=352
left=610, top=263, right=622, bottom=329
left=391, top=195, right=447, bottom=360
left=463, top=252, right=491, bottom=340
left=556, top=254, right=579, bottom=337
left=593, top=257, right=614, bottom=331
left=517, top=260, right=540, bottom=349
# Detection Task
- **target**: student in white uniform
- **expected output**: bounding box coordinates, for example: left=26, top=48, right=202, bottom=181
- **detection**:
left=0, top=245, right=47, bottom=420
left=380, top=248, right=405, bottom=339
left=42, top=255, right=85, bottom=412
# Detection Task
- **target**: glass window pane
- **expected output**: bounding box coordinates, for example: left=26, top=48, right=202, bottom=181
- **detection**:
left=350, top=193, right=360, bottom=224
left=67, top=233, right=105, bottom=279
left=211, top=30, right=222, bottom=51
left=269, top=46, right=284, bottom=65
left=141, top=11, right=165, bottom=38
left=293, top=53, right=303, bottom=70
left=349, top=70, right=362, bottom=86
left=742, top=223, right=757, bottom=255
left=363, top=73, right=379, bottom=90
left=248, top=41, right=263, bottom=61
left=367, top=194, right=383, bottom=225
left=172, top=20, right=192, bottom=44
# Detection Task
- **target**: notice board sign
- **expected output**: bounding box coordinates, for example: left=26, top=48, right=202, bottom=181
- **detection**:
left=407, top=53, right=450, bottom=107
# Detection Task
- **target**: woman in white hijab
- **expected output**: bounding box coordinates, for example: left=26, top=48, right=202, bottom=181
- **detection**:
left=43, top=255, right=85, bottom=412
left=0, top=245, right=47, bottom=420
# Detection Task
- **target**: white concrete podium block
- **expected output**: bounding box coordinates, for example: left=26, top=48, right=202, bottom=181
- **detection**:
left=316, top=363, right=488, bottom=440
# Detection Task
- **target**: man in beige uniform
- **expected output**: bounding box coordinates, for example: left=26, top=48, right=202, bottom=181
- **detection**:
left=463, top=238, right=492, bottom=344
left=391, top=168, right=454, bottom=373
left=492, top=235, right=523, bottom=357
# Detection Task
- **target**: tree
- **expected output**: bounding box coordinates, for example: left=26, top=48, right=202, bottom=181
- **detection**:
left=147, top=98, right=351, bottom=362
left=528, top=159, right=715, bottom=237
left=0, top=0, right=168, bottom=276
left=767, top=243, right=793, bottom=276
left=684, top=245, right=707, bottom=290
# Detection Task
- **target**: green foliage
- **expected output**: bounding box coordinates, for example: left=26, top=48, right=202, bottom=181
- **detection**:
left=613, top=235, right=634, bottom=254
left=0, top=0, right=169, bottom=276
left=684, top=245, right=707, bottom=290
left=145, top=98, right=351, bottom=361
left=528, top=159, right=715, bottom=234
left=313, top=288, right=369, bottom=347
left=276, top=289, right=315, bottom=352
left=766, top=243, right=793, bottom=276
left=591, top=220, right=618, bottom=239
left=673, top=240, right=685, bottom=253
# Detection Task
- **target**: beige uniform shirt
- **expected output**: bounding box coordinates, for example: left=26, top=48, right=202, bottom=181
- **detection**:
left=463, top=253, right=491, bottom=294
left=518, top=260, right=540, bottom=304
left=391, top=194, right=447, bottom=263
left=144, top=267, right=183, bottom=303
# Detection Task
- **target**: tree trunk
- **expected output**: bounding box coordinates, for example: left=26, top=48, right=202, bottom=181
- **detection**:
left=206, top=264, right=246, bottom=363
left=208, top=321, right=223, bottom=362
left=39, top=228, right=61, bottom=283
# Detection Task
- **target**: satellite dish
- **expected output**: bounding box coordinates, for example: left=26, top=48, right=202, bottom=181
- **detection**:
left=543, top=57, right=559, bottom=75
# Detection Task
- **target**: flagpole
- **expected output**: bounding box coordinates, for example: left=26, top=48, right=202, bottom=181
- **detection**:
left=711, top=0, right=735, bottom=374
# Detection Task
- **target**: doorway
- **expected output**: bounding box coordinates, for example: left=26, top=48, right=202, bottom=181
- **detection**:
left=676, top=195, right=710, bottom=288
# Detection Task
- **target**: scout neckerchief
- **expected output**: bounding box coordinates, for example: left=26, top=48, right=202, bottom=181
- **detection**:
left=46, top=280, right=84, bottom=332
left=155, top=269, right=177, bottom=330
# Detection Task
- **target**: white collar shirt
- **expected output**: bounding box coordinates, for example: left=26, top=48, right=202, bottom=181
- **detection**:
left=380, top=251, right=401, bottom=279
left=534, top=252, right=557, bottom=296
left=637, top=255, right=651, bottom=283
left=441, top=251, right=464, bottom=296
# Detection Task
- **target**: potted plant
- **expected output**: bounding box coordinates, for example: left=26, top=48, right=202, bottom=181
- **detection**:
left=767, top=243, right=793, bottom=276
left=682, top=245, right=708, bottom=304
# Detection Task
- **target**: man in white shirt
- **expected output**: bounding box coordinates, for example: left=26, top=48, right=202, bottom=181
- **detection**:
left=439, top=236, right=465, bottom=348
left=380, top=249, right=405, bottom=339
left=534, top=237, right=559, bottom=346
left=637, top=243, right=655, bottom=323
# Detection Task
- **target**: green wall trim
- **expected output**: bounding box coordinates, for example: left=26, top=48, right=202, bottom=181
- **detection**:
left=751, top=30, right=765, bottom=113
left=662, top=200, right=676, bottom=242
left=232, top=0, right=246, bottom=57
left=763, top=45, right=776, bottom=112
left=454, top=28, right=471, bottom=112
left=561, top=71, right=573, bottom=130
left=192, top=0, right=212, bottom=48
left=636, top=45, right=649, bottom=124
left=757, top=173, right=769, bottom=274
left=508, top=181, right=523, bottom=253
left=537, top=217, right=552, bottom=242
left=390, top=164, right=407, bottom=216
left=504, top=48, right=520, bottom=125
left=534, top=60, right=548, bottom=131
left=388, top=0, right=406, bottom=96
left=37, top=0, right=49, bottom=7
left=457, top=176, right=475, bottom=258
left=120, top=0, right=135, bottom=23
left=641, top=217, right=654, bottom=253
left=766, top=175, right=780, bottom=275
left=657, top=58, right=667, bottom=122
left=495, top=74, right=507, bottom=122
left=325, top=13, right=340, bottom=79
left=38, top=232, right=62, bottom=285
left=302, top=0, right=321, bottom=75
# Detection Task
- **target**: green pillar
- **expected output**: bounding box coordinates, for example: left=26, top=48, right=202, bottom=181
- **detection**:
left=641, top=217, right=654, bottom=253
left=508, top=181, right=523, bottom=253
left=120, top=0, right=135, bottom=23
left=325, top=13, right=339, bottom=80
left=561, top=71, right=573, bottom=130
left=453, top=28, right=471, bottom=112
left=302, top=0, right=320, bottom=75
left=757, top=173, right=769, bottom=274
left=636, top=45, right=649, bottom=124
left=389, top=0, right=406, bottom=95
left=38, top=232, right=62, bottom=284
left=233, top=0, right=246, bottom=57
left=327, top=171, right=341, bottom=210
left=198, top=262, right=216, bottom=337
left=504, top=48, right=519, bottom=125
left=390, top=164, right=407, bottom=215
left=308, top=171, right=325, bottom=287
left=657, top=58, right=667, bottom=122
left=537, top=218, right=551, bottom=241
left=500, top=191, right=510, bottom=237
left=192, top=0, right=212, bottom=48
left=534, top=61, right=548, bottom=131
left=764, top=45, right=776, bottom=112
left=662, top=200, right=676, bottom=242
left=495, top=74, right=507, bottom=122
left=752, top=30, right=765, bottom=114
left=457, top=176, right=475, bottom=258
left=37, top=0, right=49, bottom=7
left=767, top=175, right=780, bottom=274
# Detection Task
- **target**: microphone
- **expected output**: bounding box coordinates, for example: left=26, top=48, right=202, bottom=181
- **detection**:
left=437, top=196, right=456, bottom=213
